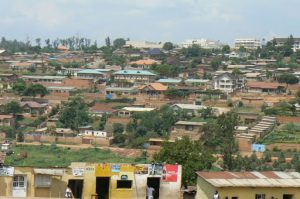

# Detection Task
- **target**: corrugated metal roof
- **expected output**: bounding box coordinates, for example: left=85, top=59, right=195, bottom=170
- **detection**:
left=113, top=70, right=156, bottom=76
left=197, top=171, right=300, bottom=187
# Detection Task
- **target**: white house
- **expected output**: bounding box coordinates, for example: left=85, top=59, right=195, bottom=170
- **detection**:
left=213, top=73, right=245, bottom=93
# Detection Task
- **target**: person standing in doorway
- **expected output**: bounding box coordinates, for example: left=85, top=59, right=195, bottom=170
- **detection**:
left=146, top=186, right=155, bottom=199
left=65, top=184, right=74, bottom=198
left=213, top=191, right=219, bottom=199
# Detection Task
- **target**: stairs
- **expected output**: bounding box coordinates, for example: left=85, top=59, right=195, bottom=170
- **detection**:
left=248, top=116, right=277, bottom=138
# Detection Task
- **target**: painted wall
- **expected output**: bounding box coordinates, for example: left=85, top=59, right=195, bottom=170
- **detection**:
left=0, top=163, right=182, bottom=199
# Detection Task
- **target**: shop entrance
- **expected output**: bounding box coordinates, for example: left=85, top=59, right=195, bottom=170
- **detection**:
left=147, top=177, right=160, bottom=199
left=96, top=177, right=110, bottom=199
left=68, top=179, right=83, bottom=199
left=283, top=194, right=294, bottom=199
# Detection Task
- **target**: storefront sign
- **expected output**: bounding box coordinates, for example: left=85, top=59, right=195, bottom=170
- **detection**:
left=0, top=166, right=14, bottom=176
left=72, top=168, right=84, bottom=177
left=162, top=164, right=178, bottom=182
left=148, top=164, right=163, bottom=175
left=111, top=164, right=120, bottom=172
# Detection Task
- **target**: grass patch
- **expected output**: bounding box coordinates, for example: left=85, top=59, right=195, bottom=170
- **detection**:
left=5, top=145, right=146, bottom=168
left=260, top=123, right=300, bottom=144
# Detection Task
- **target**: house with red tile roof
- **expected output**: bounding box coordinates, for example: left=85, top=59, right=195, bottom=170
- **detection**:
left=139, top=83, right=168, bottom=95
left=247, top=81, right=285, bottom=93
left=20, top=101, right=47, bottom=117
left=129, top=59, right=159, bottom=70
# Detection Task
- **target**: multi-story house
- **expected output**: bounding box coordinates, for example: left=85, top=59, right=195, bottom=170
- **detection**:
left=235, top=38, right=261, bottom=50
left=274, top=37, right=300, bottom=52
left=213, top=73, right=245, bottom=93
left=112, top=70, right=156, bottom=86
left=77, top=69, right=106, bottom=81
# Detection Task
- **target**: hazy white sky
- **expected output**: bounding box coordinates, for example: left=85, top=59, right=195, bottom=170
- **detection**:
left=0, top=0, right=298, bottom=45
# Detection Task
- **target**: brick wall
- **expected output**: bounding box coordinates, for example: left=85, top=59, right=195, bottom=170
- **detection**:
left=277, top=116, right=300, bottom=124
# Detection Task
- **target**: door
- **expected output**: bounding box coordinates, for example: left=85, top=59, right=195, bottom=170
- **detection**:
left=147, top=177, right=160, bottom=199
left=283, top=194, right=293, bottom=199
left=96, top=177, right=110, bottom=199
left=68, top=179, right=84, bottom=199
left=12, top=175, right=27, bottom=197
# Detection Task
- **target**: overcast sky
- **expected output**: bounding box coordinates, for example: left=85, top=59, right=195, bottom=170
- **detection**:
left=0, top=0, right=298, bottom=45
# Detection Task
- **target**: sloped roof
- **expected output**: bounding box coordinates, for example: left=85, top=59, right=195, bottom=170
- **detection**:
left=157, top=78, right=181, bottom=83
left=247, top=81, right=284, bottom=89
left=122, top=107, right=155, bottom=112
left=130, top=59, right=158, bottom=65
left=113, top=70, right=156, bottom=76
left=57, top=45, right=69, bottom=51
left=139, top=83, right=168, bottom=91
left=197, top=171, right=300, bottom=187
left=77, top=69, right=104, bottom=75
left=12, top=62, right=33, bottom=67
left=145, top=48, right=164, bottom=55
left=172, top=104, right=206, bottom=110
left=90, top=103, right=116, bottom=113
left=20, top=101, right=44, bottom=108
left=175, top=121, right=206, bottom=126
left=0, top=115, right=13, bottom=119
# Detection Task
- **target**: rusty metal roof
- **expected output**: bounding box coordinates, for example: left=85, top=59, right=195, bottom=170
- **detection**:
left=197, top=171, right=300, bottom=187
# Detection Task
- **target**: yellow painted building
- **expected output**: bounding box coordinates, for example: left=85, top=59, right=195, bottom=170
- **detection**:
left=0, top=162, right=182, bottom=199
left=196, top=171, right=300, bottom=199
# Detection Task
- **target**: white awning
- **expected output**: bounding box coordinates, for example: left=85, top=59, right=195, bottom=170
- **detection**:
left=34, top=169, right=64, bottom=176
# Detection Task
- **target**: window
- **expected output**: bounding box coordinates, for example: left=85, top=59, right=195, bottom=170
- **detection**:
left=255, top=194, right=266, bottom=199
left=116, top=180, right=132, bottom=189
left=35, top=175, right=51, bottom=187
left=13, top=176, right=25, bottom=188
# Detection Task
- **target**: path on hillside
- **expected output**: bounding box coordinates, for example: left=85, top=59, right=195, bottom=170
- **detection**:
left=16, top=142, right=143, bottom=158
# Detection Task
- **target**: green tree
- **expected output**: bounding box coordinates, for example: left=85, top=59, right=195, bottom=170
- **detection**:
left=59, top=96, right=90, bottom=130
left=182, top=44, right=201, bottom=57
left=277, top=73, right=299, bottom=89
left=211, top=58, right=221, bottom=71
left=23, top=84, right=48, bottom=97
left=113, top=123, right=126, bottom=144
left=238, top=46, right=246, bottom=53
left=113, top=38, right=126, bottom=49
left=105, top=37, right=111, bottom=47
left=113, top=123, right=124, bottom=134
left=218, top=112, right=239, bottom=170
left=99, top=114, right=108, bottom=130
left=164, top=89, right=187, bottom=98
left=154, top=137, right=214, bottom=185
left=151, top=64, right=182, bottom=77
left=12, top=79, right=26, bottom=95
left=199, top=107, right=214, bottom=119
left=163, top=42, right=174, bottom=51
left=222, top=45, right=230, bottom=54
left=264, top=150, right=272, bottom=162
left=232, top=68, right=242, bottom=75
left=3, top=101, right=22, bottom=115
